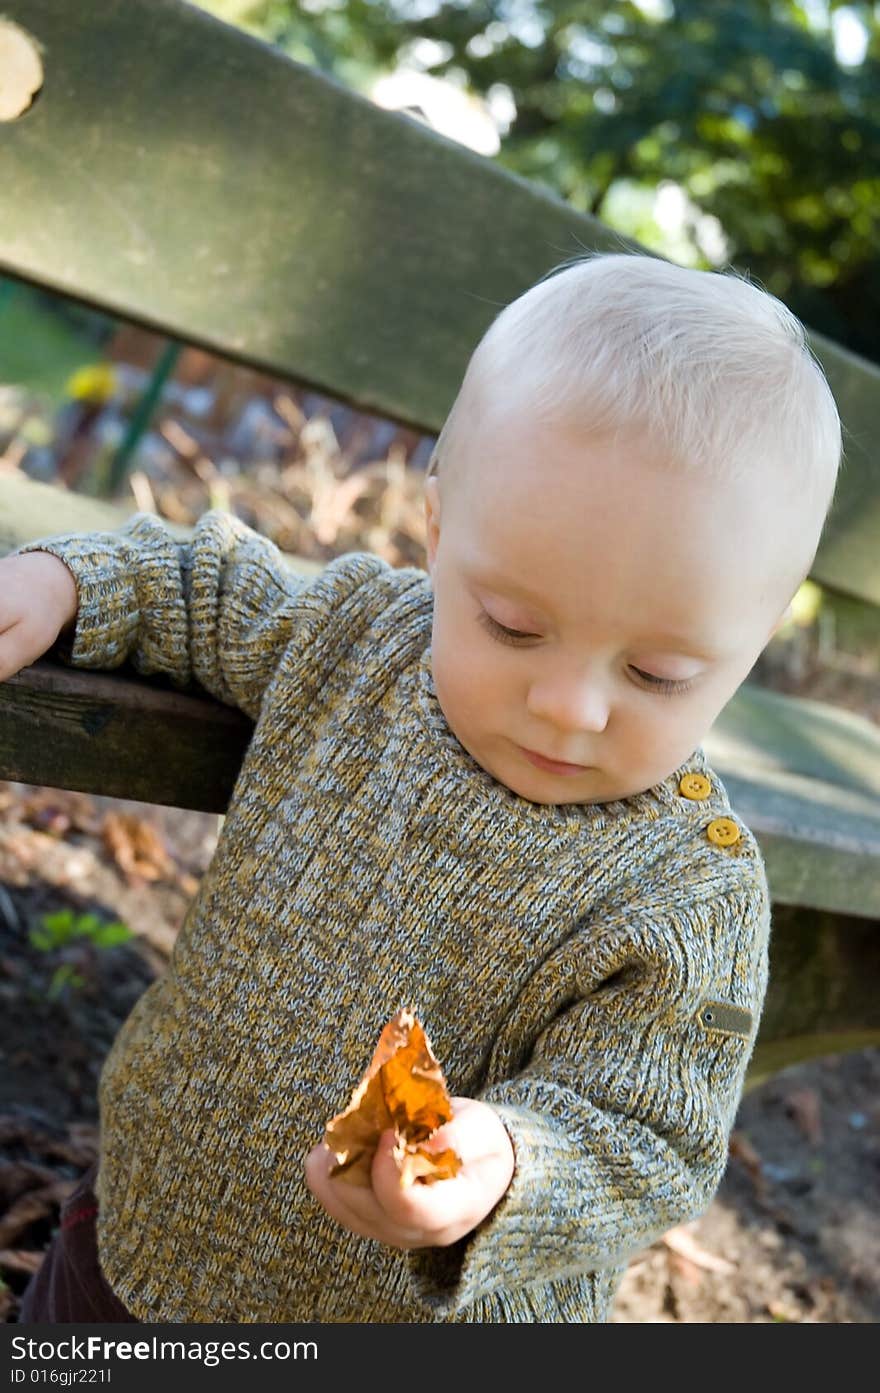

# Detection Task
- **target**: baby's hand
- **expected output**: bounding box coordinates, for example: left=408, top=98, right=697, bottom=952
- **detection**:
left=0, top=552, right=78, bottom=682
left=304, top=1096, right=514, bottom=1250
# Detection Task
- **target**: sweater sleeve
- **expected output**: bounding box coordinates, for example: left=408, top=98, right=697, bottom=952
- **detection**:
left=406, top=876, right=770, bottom=1319
left=15, top=509, right=336, bottom=720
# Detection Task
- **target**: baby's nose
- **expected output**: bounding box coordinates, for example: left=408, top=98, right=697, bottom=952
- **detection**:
left=525, top=667, right=610, bottom=735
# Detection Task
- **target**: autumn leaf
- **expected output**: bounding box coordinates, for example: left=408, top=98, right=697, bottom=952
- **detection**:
left=728, top=1129, right=767, bottom=1197
left=784, top=1086, right=824, bottom=1145
left=323, top=1008, right=462, bottom=1189
left=101, top=812, right=175, bottom=886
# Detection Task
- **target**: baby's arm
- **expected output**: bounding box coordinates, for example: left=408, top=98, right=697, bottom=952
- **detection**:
left=0, top=510, right=369, bottom=719
left=402, top=878, right=769, bottom=1319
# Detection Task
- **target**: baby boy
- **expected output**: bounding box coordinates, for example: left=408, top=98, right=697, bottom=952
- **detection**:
left=2, top=250, right=841, bottom=1323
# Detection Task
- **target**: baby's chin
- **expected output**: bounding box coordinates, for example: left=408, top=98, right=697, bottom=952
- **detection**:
left=491, top=750, right=671, bottom=807
left=450, top=723, right=670, bottom=806
left=479, top=750, right=609, bottom=806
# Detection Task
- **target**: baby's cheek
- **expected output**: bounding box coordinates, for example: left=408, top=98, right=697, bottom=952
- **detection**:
left=630, top=705, right=702, bottom=775
left=431, top=641, right=471, bottom=727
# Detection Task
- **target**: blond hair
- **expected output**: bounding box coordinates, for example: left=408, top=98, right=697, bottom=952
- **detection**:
left=428, top=250, right=843, bottom=593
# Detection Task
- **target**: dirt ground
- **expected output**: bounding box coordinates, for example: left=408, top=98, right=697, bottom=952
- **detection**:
left=1, top=781, right=878, bottom=1325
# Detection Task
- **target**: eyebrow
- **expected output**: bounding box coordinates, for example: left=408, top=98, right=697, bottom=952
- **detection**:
left=472, top=569, right=722, bottom=659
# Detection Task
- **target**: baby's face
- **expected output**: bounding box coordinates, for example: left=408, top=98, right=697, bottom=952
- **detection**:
left=424, top=406, right=794, bottom=806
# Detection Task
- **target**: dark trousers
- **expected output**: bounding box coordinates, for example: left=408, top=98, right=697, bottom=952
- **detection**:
left=18, top=1162, right=137, bottom=1323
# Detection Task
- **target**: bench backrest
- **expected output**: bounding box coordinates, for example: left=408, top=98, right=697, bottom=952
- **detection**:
left=1, top=0, right=879, bottom=606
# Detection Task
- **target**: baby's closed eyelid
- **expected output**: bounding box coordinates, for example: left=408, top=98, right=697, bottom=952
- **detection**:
left=477, top=611, right=698, bottom=694
left=478, top=592, right=543, bottom=633
left=477, top=609, right=538, bottom=643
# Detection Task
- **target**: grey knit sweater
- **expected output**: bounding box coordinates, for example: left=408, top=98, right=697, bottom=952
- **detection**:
left=19, top=509, right=771, bottom=1323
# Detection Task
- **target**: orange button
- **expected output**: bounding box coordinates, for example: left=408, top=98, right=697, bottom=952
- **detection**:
left=707, top=817, right=740, bottom=847
left=679, top=773, right=712, bottom=800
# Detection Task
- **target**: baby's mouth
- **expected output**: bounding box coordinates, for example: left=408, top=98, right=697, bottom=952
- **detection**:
left=518, top=745, right=592, bottom=775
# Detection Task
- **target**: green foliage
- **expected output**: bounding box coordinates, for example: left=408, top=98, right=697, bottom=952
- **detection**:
left=45, top=962, right=88, bottom=1001
left=29, top=908, right=133, bottom=953
left=192, top=0, right=879, bottom=363
left=28, top=908, right=133, bottom=1002
left=0, top=279, right=109, bottom=406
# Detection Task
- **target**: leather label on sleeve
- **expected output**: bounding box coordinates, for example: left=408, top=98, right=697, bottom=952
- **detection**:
left=697, top=999, right=753, bottom=1039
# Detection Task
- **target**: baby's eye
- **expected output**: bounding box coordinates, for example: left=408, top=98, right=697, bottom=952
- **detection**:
left=478, top=611, right=696, bottom=694
left=477, top=610, right=539, bottom=645
left=630, top=667, right=695, bottom=696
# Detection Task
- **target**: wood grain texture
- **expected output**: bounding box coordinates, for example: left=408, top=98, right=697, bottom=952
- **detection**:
left=0, top=660, right=252, bottom=811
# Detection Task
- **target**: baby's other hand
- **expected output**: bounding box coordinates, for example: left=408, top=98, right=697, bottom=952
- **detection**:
left=304, top=1096, right=514, bottom=1250
left=0, top=552, right=78, bottom=682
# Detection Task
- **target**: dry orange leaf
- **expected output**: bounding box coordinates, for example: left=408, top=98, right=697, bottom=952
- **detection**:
left=101, top=812, right=174, bottom=886
left=784, top=1086, right=824, bottom=1145
left=323, top=1008, right=462, bottom=1189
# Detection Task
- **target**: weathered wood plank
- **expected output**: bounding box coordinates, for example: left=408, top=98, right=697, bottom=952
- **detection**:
left=704, top=681, right=880, bottom=799
left=747, top=1031, right=880, bottom=1090
left=2, top=0, right=624, bottom=436
left=808, top=339, right=880, bottom=606
left=0, top=0, right=878, bottom=602
left=0, top=475, right=135, bottom=554
left=746, top=903, right=880, bottom=1085
left=721, top=772, right=880, bottom=918
left=0, top=660, right=252, bottom=811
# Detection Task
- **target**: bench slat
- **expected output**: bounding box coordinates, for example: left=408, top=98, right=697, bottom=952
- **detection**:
left=0, top=0, right=878, bottom=603
left=2, top=655, right=878, bottom=919
left=0, top=661, right=251, bottom=812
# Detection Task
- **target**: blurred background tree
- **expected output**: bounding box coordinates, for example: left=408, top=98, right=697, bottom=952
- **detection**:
left=193, top=0, right=879, bottom=363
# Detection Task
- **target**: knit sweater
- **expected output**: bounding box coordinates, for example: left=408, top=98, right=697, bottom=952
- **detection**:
left=19, top=509, right=771, bottom=1324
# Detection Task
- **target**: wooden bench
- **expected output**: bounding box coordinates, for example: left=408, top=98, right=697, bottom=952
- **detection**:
left=1, top=0, right=879, bottom=1088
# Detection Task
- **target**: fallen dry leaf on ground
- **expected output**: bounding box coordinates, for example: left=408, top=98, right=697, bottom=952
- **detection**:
left=0, top=1248, right=42, bottom=1277
left=323, top=1008, right=462, bottom=1188
left=0, top=1115, right=99, bottom=1169
left=0, top=1182, right=76, bottom=1248
left=661, top=1223, right=736, bottom=1275
left=101, top=812, right=175, bottom=886
left=784, top=1086, right=824, bottom=1145
left=729, top=1129, right=767, bottom=1197
left=20, top=789, right=101, bottom=839
left=0, top=1117, right=100, bottom=1294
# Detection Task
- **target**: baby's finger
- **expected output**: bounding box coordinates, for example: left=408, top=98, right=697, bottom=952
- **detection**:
left=0, top=620, right=30, bottom=683
left=305, top=1141, right=426, bottom=1247
left=370, top=1131, right=475, bottom=1240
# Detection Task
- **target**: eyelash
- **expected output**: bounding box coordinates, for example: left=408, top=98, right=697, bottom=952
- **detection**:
left=476, top=611, right=696, bottom=697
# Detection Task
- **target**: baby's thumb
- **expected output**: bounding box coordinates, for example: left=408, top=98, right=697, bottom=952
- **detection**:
left=370, top=1130, right=421, bottom=1218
